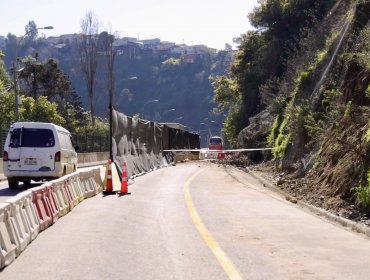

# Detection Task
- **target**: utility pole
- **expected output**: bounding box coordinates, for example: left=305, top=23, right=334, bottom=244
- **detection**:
left=109, top=89, right=113, bottom=161
left=12, top=62, right=19, bottom=121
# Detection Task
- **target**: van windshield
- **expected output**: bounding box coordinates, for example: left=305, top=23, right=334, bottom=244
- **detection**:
left=209, top=137, right=222, bottom=145
left=10, top=128, right=55, bottom=148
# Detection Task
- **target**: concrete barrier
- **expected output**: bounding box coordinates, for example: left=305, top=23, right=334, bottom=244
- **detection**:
left=91, top=168, right=103, bottom=193
left=0, top=203, right=17, bottom=269
left=93, top=167, right=104, bottom=192
left=77, top=152, right=109, bottom=167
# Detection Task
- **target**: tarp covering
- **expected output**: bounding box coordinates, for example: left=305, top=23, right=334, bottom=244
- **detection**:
left=112, top=109, right=199, bottom=177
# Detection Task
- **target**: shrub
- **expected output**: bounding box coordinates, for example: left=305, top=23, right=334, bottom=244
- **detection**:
left=267, top=115, right=281, bottom=147
left=355, top=170, right=370, bottom=212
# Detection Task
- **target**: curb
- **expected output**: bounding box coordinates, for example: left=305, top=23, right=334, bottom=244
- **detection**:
left=244, top=167, right=370, bottom=239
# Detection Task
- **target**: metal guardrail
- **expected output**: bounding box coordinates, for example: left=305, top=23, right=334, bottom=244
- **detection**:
left=72, top=133, right=109, bottom=153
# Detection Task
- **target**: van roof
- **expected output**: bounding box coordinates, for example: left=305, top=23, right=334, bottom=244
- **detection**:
left=9, top=122, right=70, bottom=134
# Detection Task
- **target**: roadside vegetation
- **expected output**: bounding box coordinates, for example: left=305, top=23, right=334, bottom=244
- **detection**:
left=213, top=0, right=370, bottom=220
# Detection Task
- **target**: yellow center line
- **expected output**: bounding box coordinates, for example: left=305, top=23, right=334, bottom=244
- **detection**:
left=184, top=169, right=244, bottom=280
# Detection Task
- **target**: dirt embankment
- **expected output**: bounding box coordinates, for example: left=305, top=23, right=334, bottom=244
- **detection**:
left=218, top=154, right=370, bottom=228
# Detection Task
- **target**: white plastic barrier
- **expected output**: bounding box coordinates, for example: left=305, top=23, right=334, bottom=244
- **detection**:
left=6, top=196, right=31, bottom=256
left=78, top=171, right=96, bottom=198
left=32, top=185, right=53, bottom=231
left=19, top=190, right=40, bottom=241
left=65, top=177, right=80, bottom=207
left=70, top=174, right=85, bottom=202
left=52, top=178, right=70, bottom=216
left=0, top=203, right=17, bottom=269
left=0, top=166, right=105, bottom=270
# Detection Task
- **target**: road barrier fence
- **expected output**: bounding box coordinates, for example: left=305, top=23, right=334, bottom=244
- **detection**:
left=0, top=167, right=104, bottom=269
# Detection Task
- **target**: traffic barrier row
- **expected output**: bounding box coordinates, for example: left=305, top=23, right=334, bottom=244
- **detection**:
left=0, top=167, right=104, bottom=269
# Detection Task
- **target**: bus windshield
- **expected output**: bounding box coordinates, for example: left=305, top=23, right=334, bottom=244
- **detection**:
left=209, top=137, right=222, bottom=145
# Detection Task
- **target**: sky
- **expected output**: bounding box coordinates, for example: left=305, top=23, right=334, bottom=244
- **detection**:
left=0, top=0, right=259, bottom=50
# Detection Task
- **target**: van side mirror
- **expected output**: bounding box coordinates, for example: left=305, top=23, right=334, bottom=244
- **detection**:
left=74, top=145, right=79, bottom=151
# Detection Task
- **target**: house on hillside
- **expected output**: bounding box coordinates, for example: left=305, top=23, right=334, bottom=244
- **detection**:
left=113, top=37, right=138, bottom=47
left=138, top=38, right=161, bottom=50
left=170, top=44, right=188, bottom=55
left=154, top=41, right=176, bottom=57
left=183, top=53, right=196, bottom=63
left=47, top=34, right=76, bottom=45
left=113, top=37, right=140, bottom=58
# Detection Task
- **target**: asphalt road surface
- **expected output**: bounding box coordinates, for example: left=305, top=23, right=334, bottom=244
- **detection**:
left=1, top=161, right=370, bottom=280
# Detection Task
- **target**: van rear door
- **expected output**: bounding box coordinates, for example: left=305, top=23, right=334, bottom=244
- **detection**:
left=7, top=128, right=56, bottom=172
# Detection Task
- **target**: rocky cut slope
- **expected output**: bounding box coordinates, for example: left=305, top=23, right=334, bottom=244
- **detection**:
left=238, top=0, right=370, bottom=219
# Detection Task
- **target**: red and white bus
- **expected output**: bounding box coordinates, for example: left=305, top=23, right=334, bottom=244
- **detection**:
left=208, top=136, right=223, bottom=150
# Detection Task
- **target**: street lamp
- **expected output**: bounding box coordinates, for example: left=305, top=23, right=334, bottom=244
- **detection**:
left=200, top=122, right=212, bottom=148
left=13, top=25, right=54, bottom=121
left=200, top=122, right=212, bottom=137
left=143, top=99, right=159, bottom=107
left=162, top=108, right=175, bottom=121
left=141, top=99, right=159, bottom=120
left=210, top=120, right=222, bottom=136
left=124, top=76, right=138, bottom=80
left=173, top=116, right=183, bottom=122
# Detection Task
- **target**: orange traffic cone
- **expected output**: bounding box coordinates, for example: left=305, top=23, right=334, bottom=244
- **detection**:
left=119, top=162, right=130, bottom=195
left=103, top=160, right=115, bottom=195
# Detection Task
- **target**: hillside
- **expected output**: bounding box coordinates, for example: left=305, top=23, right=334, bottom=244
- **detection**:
left=1, top=36, right=230, bottom=145
left=221, top=0, right=370, bottom=223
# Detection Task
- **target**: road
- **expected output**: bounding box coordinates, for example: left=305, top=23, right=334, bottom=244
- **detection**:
left=1, top=161, right=370, bottom=279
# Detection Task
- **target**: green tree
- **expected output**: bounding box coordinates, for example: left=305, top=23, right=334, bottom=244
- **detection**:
left=24, top=20, right=38, bottom=42
left=212, top=0, right=336, bottom=145
left=0, top=91, right=15, bottom=129
left=0, top=55, right=14, bottom=128
left=21, top=96, right=65, bottom=125
left=18, top=57, right=71, bottom=100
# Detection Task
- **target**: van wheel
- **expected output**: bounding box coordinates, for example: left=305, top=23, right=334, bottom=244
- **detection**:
left=23, top=179, right=31, bottom=186
left=8, top=179, right=19, bottom=189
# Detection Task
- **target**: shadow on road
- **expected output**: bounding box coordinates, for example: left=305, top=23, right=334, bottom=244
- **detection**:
left=0, top=183, right=42, bottom=197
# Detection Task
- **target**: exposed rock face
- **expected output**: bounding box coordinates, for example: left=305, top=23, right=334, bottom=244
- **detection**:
left=343, top=61, right=370, bottom=106
left=310, top=60, right=370, bottom=200
left=237, top=109, right=274, bottom=148
left=237, top=109, right=274, bottom=162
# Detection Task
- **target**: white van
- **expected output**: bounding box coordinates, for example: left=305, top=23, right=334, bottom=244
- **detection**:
left=2, top=122, right=79, bottom=188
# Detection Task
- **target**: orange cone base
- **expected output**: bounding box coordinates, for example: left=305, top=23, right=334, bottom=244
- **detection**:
left=103, top=190, right=117, bottom=195
left=118, top=191, right=131, bottom=196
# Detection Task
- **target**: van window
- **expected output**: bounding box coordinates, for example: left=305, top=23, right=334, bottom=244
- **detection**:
left=10, top=128, right=55, bottom=148
left=59, top=132, right=73, bottom=150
